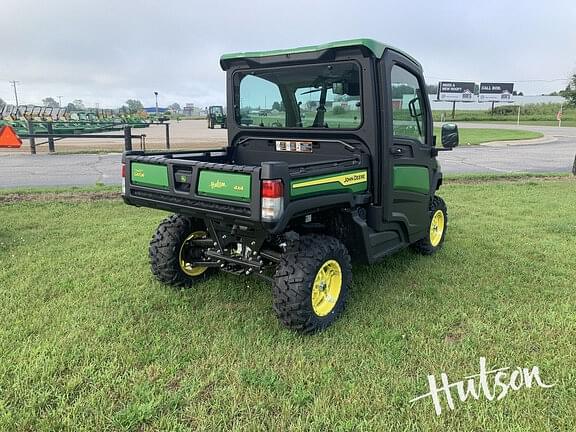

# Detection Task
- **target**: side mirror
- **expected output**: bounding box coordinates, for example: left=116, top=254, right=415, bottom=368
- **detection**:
left=441, top=123, right=459, bottom=149
left=408, top=98, right=421, bottom=118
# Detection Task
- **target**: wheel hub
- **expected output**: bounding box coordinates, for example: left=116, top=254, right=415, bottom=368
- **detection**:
left=311, top=260, right=342, bottom=317
left=179, top=231, right=209, bottom=277
left=429, top=210, right=445, bottom=247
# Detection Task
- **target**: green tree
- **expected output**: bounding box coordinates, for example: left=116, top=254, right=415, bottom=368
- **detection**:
left=42, top=97, right=59, bottom=108
left=168, top=103, right=181, bottom=113
left=562, top=74, right=576, bottom=106
left=272, top=101, right=281, bottom=111
left=125, top=99, right=144, bottom=114
left=72, top=99, right=85, bottom=109
left=0, top=97, right=6, bottom=107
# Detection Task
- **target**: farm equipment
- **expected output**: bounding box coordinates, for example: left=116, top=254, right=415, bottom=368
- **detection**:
left=0, top=104, right=152, bottom=137
left=207, top=105, right=226, bottom=129
left=122, top=39, right=459, bottom=333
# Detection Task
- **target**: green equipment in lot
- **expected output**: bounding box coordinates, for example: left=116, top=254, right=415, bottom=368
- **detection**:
left=0, top=104, right=152, bottom=137
left=122, top=39, right=459, bottom=333
left=207, top=105, right=226, bottom=129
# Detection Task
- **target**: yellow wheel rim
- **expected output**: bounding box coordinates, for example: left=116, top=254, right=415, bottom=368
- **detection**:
left=429, top=210, right=445, bottom=247
left=311, top=260, right=342, bottom=317
left=179, top=231, right=208, bottom=277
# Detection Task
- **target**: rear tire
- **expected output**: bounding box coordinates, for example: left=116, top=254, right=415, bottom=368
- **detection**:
left=411, top=196, right=448, bottom=255
left=272, top=235, right=352, bottom=334
left=149, top=214, right=214, bottom=287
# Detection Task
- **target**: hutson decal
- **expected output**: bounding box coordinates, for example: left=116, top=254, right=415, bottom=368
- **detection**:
left=409, top=357, right=555, bottom=416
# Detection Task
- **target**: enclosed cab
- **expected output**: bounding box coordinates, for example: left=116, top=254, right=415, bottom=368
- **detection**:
left=122, top=39, right=458, bottom=333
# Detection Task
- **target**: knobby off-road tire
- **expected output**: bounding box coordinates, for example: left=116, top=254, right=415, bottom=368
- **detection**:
left=411, top=195, right=448, bottom=255
left=273, top=235, right=352, bottom=334
left=149, top=214, right=213, bottom=287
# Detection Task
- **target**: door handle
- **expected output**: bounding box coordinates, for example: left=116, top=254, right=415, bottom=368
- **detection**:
left=390, top=146, right=403, bottom=155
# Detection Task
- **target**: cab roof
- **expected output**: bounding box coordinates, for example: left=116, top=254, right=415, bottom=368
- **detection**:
left=220, top=38, right=420, bottom=69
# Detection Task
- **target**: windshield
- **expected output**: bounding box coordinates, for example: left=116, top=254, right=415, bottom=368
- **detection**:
left=209, top=106, right=223, bottom=115
left=235, top=62, right=362, bottom=129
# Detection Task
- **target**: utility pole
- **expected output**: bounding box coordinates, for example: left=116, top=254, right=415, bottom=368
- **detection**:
left=9, top=81, right=20, bottom=109
left=154, top=91, right=159, bottom=117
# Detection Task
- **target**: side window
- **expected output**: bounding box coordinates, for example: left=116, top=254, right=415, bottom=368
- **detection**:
left=390, top=65, right=426, bottom=143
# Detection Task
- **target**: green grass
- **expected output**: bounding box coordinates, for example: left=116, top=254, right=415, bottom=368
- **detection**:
left=432, top=103, right=576, bottom=124
left=434, top=127, right=543, bottom=145
left=1, top=178, right=575, bottom=430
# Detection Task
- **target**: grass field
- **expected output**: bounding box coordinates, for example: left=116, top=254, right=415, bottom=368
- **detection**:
left=1, top=178, right=575, bottom=430
left=433, top=127, right=543, bottom=145
left=432, top=103, right=576, bottom=124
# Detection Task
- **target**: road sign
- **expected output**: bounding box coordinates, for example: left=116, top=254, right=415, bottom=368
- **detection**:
left=0, top=125, right=22, bottom=148
left=437, top=81, right=476, bottom=102
left=478, top=83, right=514, bottom=102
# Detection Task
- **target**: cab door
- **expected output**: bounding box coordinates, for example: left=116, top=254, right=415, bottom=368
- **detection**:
left=381, top=52, right=434, bottom=241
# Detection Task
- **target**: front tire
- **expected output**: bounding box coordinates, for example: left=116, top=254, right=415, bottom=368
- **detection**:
left=272, top=235, right=352, bottom=334
left=149, top=214, right=214, bottom=287
left=411, top=196, right=448, bottom=255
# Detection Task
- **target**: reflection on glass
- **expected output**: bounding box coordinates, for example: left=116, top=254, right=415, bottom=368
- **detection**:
left=236, top=62, right=362, bottom=129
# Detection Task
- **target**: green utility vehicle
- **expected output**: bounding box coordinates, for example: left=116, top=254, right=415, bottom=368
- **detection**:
left=122, top=39, right=459, bottom=333
left=207, top=105, right=227, bottom=128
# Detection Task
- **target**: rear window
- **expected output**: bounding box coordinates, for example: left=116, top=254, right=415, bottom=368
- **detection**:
left=235, top=62, right=362, bottom=129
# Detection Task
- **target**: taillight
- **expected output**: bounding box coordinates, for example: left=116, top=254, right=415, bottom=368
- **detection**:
left=121, top=163, right=126, bottom=195
left=261, top=179, right=284, bottom=221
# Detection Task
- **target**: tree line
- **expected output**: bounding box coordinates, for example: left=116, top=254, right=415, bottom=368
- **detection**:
left=1, top=75, right=575, bottom=111
left=0, top=97, right=184, bottom=114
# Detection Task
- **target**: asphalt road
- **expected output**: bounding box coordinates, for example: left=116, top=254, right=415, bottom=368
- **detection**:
left=0, top=124, right=574, bottom=188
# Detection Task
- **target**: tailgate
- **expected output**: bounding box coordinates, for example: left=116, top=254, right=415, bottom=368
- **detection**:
left=124, top=154, right=260, bottom=221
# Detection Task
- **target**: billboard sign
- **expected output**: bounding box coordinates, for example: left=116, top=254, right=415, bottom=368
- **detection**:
left=437, top=81, right=475, bottom=102
left=478, top=82, right=514, bottom=102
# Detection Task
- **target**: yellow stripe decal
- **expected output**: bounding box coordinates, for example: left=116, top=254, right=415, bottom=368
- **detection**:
left=292, top=170, right=368, bottom=189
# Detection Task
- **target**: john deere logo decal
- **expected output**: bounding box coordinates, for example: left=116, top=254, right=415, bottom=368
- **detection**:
left=342, top=172, right=367, bottom=185
left=210, top=180, right=226, bottom=189
left=292, top=170, right=368, bottom=189
left=134, top=169, right=145, bottom=178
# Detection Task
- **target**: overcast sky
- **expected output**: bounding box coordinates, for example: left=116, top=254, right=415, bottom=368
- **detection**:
left=1, top=0, right=575, bottom=109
